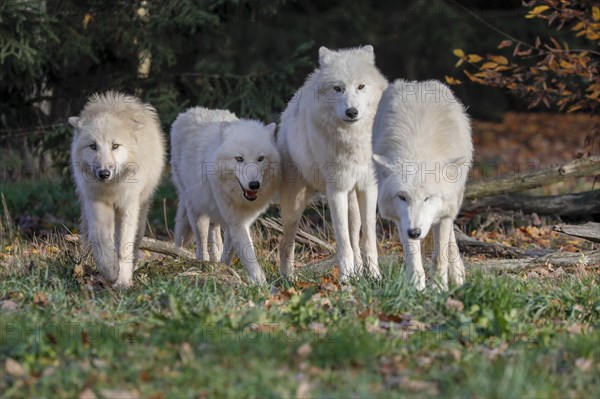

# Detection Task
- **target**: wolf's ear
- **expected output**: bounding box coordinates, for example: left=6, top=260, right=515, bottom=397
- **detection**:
left=318, top=46, right=335, bottom=66
left=361, top=45, right=375, bottom=64
left=68, top=116, right=82, bottom=129
left=265, top=122, right=277, bottom=140
left=130, top=114, right=145, bottom=131
left=372, top=154, right=395, bottom=176
left=220, top=121, right=233, bottom=138
left=131, top=119, right=144, bottom=131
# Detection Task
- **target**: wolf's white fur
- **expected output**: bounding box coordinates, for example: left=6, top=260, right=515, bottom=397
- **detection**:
left=373, top=80, right=473, bottom=290
left=171, top=107, right=280, bottom=284
left=278, top=45, right=388, bottom=280
left=70, top=91, right=165, bottom=287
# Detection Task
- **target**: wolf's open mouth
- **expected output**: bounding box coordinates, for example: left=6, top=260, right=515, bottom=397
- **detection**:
left=237, top=179, right=258, bottom=201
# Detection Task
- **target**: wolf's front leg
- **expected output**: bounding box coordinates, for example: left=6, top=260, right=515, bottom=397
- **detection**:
left=398, top=225, right=425, bottom=290
left=209, top=223, right=222, bottom=262
left=448, top=227, right=465, bottom=286
left=229, top=223, right=266, bottom=285
left=432, top=218, right=452, bottom=290
left=86, top=201, right=118, bottom=282
left=326, top=187, right=354, bottom=281
left=357, top=185, right=381, bottom=279
left=348, top=190, right=363, bottom=273
left=114, top=202, right=141, bottom=288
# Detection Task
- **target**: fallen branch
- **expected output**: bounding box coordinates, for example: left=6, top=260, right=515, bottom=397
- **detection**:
left=64, top=234, right=195, bottom=259
left=553, top=222, right=600, bottom=244
left=258, top=217, right=335, bottom=252
left=453, top=228, right=529, bottom=257
left=302, top=250, right=600, bottom=277
left=463, top=190, right=600, bottom=217
left=469, top=251, right=600, bottom=272
left=465, top=156, right=600, bottom=200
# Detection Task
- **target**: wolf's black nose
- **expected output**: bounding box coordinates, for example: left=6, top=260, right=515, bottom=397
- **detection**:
left=345, top=107, right=358, bottom=119
left=98, top=169, right=111, bottom=180
left=407, top=228, right=421, bottom=239
left=248, top=181, right=260, bottom=190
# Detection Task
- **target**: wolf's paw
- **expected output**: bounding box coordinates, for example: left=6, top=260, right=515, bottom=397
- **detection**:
left=113, top=278, right=133, bottom=289
left=248, top=272, right=267, bottom=286
left=363, top=255, right=381, bottom=280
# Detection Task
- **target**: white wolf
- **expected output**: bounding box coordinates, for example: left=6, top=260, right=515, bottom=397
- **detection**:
left=69, top=91, right=166, bottom=287
left=372, top=80, right=473, bottom=290
left=278, top=45, right=388, bottom=281
left=171, top=107, right=280, bottom=284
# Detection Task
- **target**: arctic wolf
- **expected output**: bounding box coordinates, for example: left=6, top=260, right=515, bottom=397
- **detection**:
left=372, top=80, right=473, bottom=290
left=278, top=45, right=388, bottom=280
left=70, top=91, right=166, bottom=287
left=171, top=107, right=280, bottom=284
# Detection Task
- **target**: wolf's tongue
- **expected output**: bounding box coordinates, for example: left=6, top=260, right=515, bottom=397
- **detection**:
left=244, top=189, right=258, bottom=201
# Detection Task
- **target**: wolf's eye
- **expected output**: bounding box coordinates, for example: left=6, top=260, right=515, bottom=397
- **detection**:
left=90, top=143, right=97, bottom=150
left=398, top=195, right=406, bottom=202
left=235, top=156, right=244, bottom=163
left=424, top=197, right=430, bottom=202
left=358, top=84, right=365, bottom=90
left=257, top=156, right=265, bottom=162
left=112, top=143, right=120, bottom=150
left=333, top=86, right=342, bottom=92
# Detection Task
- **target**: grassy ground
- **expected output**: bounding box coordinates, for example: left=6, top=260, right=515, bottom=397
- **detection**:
left=1, top=111, right=598, bottom=397
left=1, top=231, right=598, bottom=398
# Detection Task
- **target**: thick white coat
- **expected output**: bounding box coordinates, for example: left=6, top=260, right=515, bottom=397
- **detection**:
left=171, top=107, right=280, bottom=284
left=373, top=79, right=473, bottom=290
left=70, top=91, right=165, bottom=287
left=278, top=45, right=388, bottom=280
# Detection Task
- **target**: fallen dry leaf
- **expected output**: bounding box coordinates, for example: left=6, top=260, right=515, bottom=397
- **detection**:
left=0, top=299, right=19, bottom=311
left=79, top=387, right=97, bottom=399
left=99, top=389, right=139, bottom=399
left=445, top=297, right=465, bottom=312
left=5, top=357, right=25, bottom=377
left=575, top=357, right=593, bottom=372
left=33, top=291, right=49, bottom=306
left=296, top=342, right=312, bottom=358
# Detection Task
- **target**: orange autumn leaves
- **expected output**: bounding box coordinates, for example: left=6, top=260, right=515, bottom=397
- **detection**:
left=447, top=1, right=600, bottom=114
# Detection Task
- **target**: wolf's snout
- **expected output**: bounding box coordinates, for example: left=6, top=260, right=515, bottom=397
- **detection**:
left=248, top=181, right=260, bottom=190
left=345, top=107, right=358, bottom=119
left=407, top=228, right=421, bottom=239
left=97, top=169, right=111, bottom=180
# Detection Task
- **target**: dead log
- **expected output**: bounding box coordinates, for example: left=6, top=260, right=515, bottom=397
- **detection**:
left=64, top=234, right=195, bottom=259
left=553, top=222, right=600, bottom=244
left=463, top=190, right=600, bottom=217
left=465, top=156, right=600, bottom=200
left=469, top=250, right=600, bottom=272
left=301, top=250, right=600, bottom=276
left=453, top=228, right=528, bottom=257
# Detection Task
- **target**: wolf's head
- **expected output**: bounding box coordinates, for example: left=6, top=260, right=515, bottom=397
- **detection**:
left=373, top=154, right=468, bottom=240
left=70, top=113, right=141, bottom=183
left=215, top=120, right=280, bottom=203
left=315, top=45, right=387, bottom=125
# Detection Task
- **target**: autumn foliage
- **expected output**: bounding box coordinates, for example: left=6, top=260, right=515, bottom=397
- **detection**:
left=448, top=1, right=600, bottom=114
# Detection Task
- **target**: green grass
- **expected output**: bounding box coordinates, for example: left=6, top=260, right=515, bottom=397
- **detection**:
left=1, top=239, right=598, bottom=398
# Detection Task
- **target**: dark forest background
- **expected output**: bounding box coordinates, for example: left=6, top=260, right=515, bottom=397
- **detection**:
left=1, top=0, right=589, bottom=177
